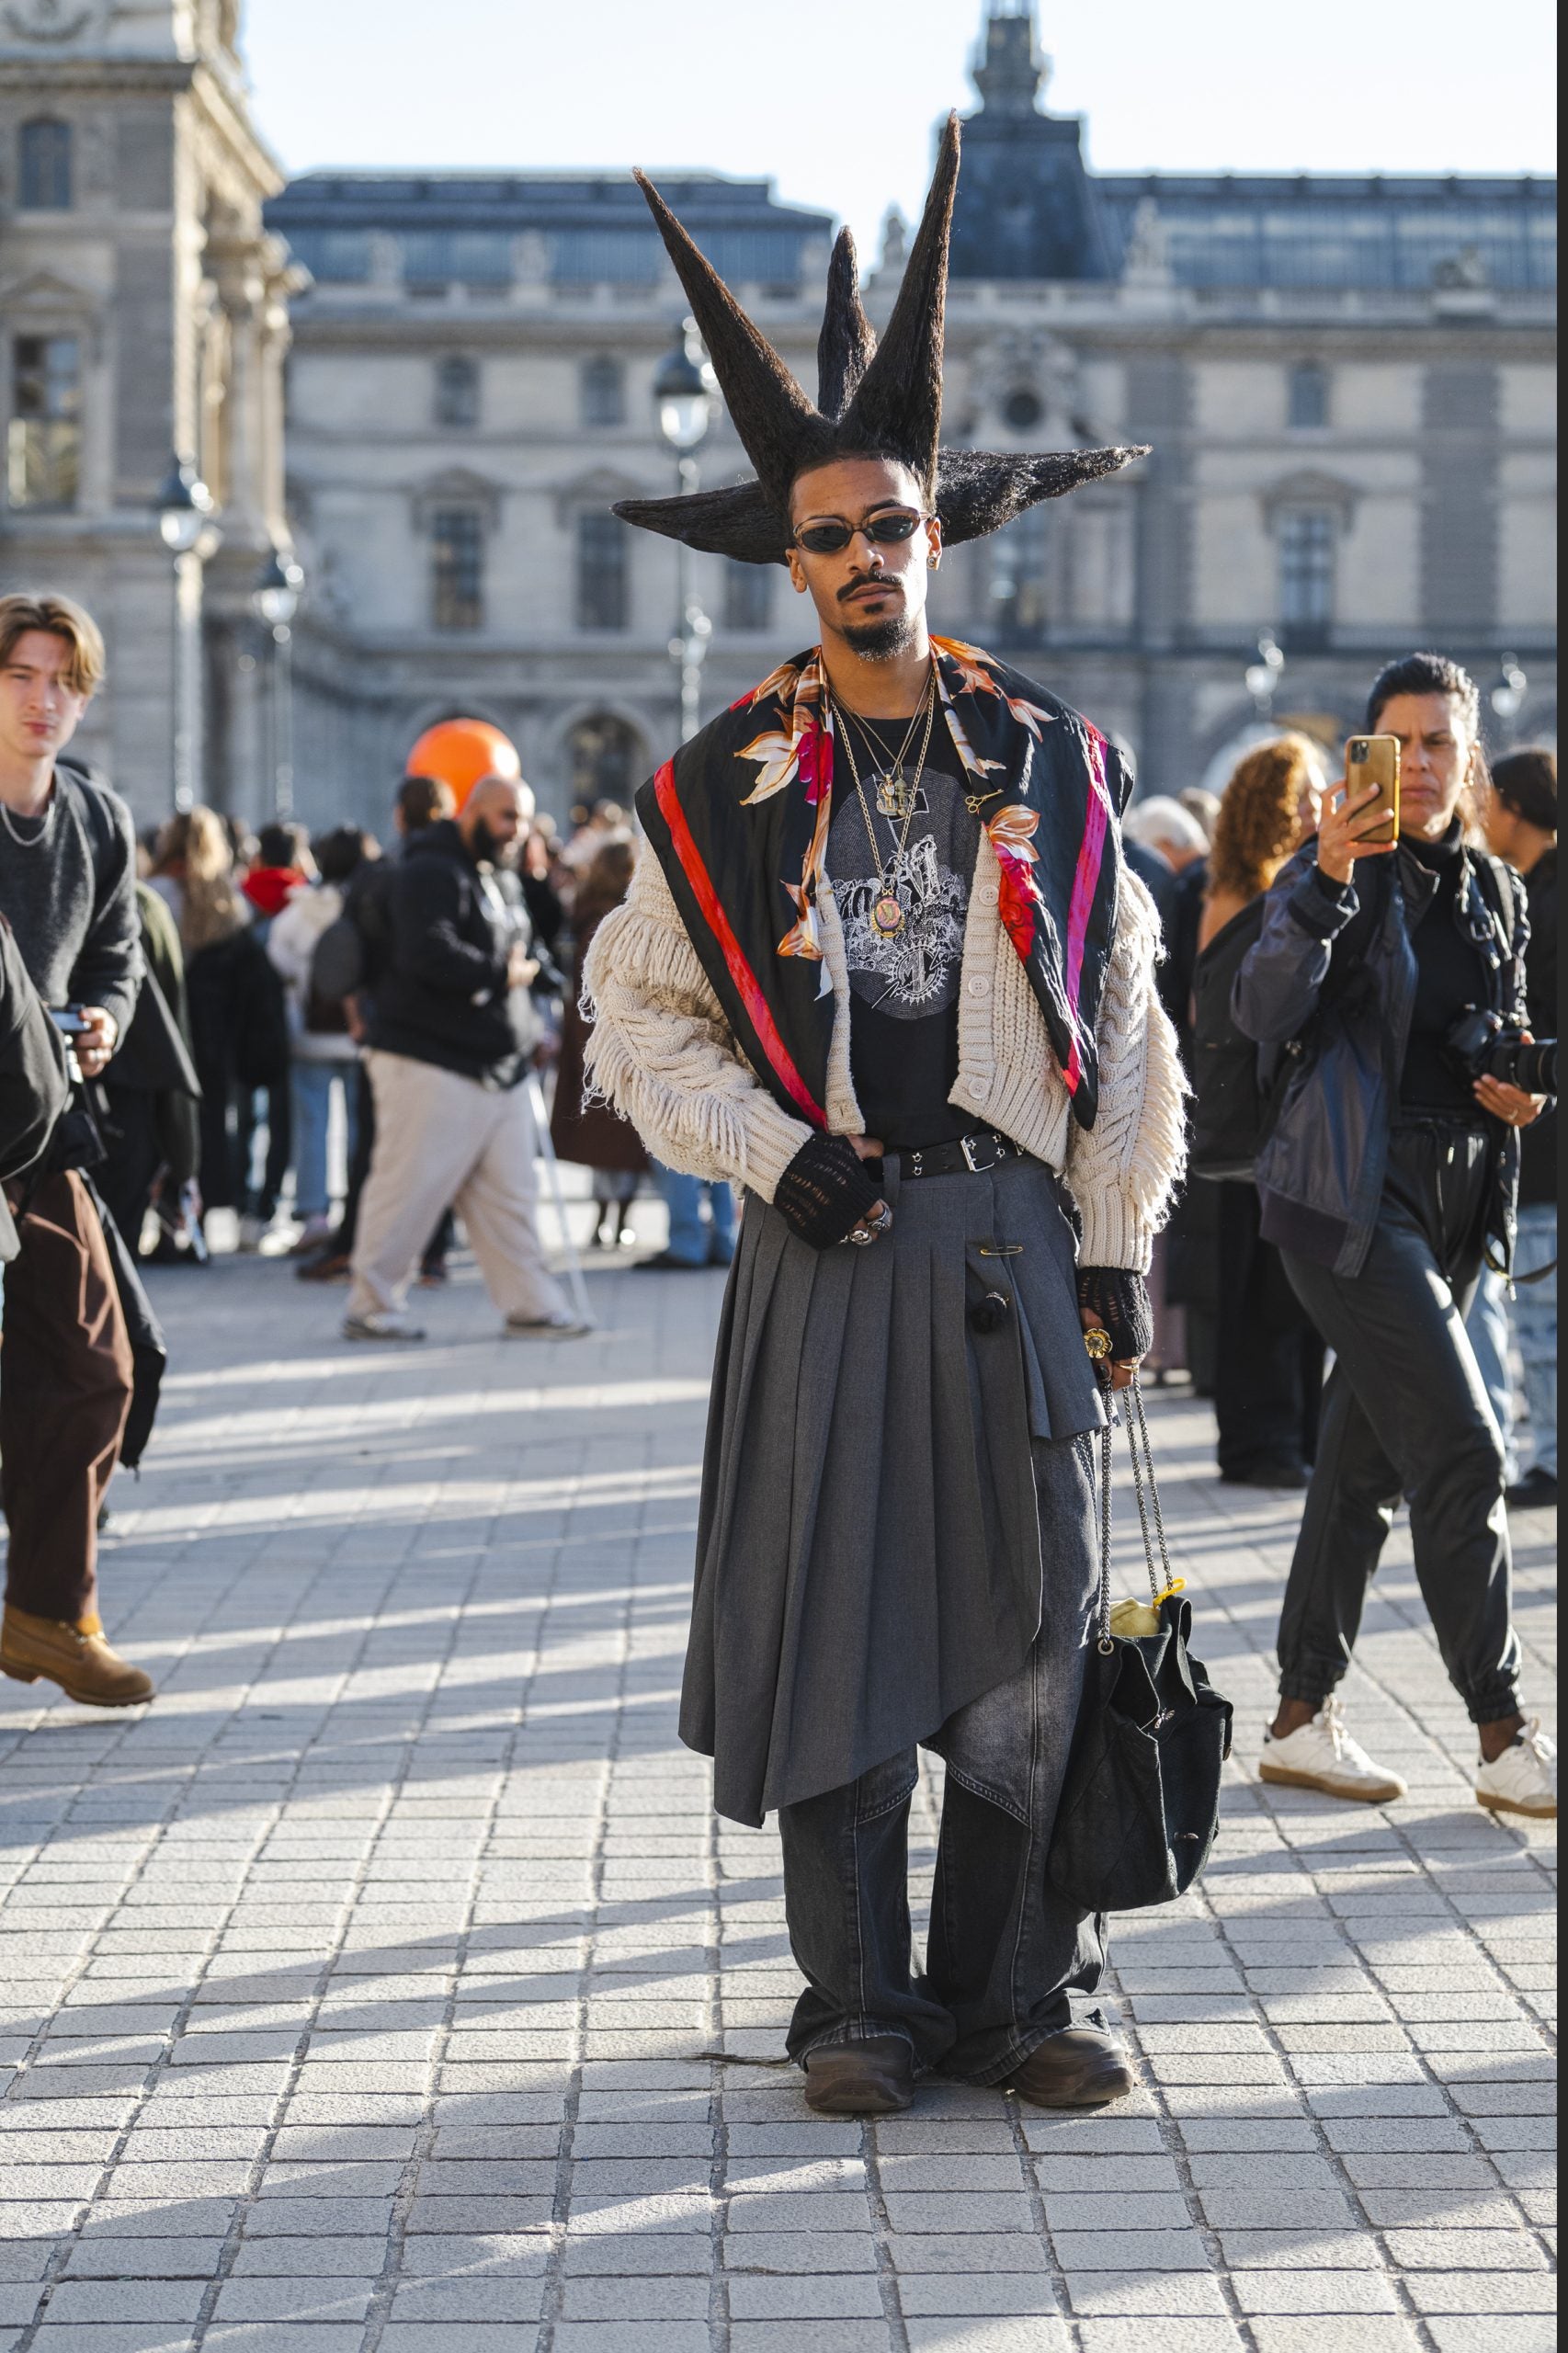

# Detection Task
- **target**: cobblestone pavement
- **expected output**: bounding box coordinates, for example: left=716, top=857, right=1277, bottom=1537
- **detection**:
left=0, top=1237, right=1556, bottom=2353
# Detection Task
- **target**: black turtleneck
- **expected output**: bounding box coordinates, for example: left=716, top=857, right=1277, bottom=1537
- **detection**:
left=1399, top=827, right=1492, bottom=1115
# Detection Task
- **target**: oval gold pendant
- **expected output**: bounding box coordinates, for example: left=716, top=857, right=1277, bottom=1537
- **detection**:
left=871, top=892, right=904, bottom=938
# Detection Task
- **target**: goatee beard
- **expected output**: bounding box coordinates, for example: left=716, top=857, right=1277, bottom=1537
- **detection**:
left=841, top=609, right=918, bottom=661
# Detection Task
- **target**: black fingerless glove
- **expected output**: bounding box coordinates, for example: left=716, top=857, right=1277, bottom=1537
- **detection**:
left=774, top=1132, right=883, bottom=1250
left=1076, top=1266, right=1153, bottom=1363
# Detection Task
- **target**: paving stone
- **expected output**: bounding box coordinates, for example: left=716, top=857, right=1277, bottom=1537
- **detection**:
left=209, top=2282, right=377, bottom=2321
left=729, top=2329, right=891, bottom=2353
left=1423, top=2322, right=1556, bottom=2353
left=378, top=2330, right=544, bottom=2352
left=1063, top=2276, right=1232, bottom=2317
left=1244, top=2326, right=1423, bottom=2353
left=389, top=2282, right=548, bottom=2321
left=1074, top=2328, right=1242, bottom=2353
left=893, top=2275, right=1062, bottom=2317
left=1229, top=2276, right=1404, bottom=2313
left=727, top=2274, right=885, bottom=2318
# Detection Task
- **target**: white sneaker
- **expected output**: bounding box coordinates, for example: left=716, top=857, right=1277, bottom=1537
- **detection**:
left=1474, top=1720, right=1557, bottom=1819
left=504, top=1308, right=589, bottom=1339
left=1258, top=1696, right=1407, bottom=1803
left=343, top=1312, right=426, bottom=1343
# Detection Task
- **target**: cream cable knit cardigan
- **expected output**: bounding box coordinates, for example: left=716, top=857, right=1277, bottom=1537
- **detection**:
left=583, top=830, right=1187, bottom=1272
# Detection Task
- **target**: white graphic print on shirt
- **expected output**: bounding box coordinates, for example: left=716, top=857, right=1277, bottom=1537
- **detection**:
left=827, top=770, right=979, bottom=1022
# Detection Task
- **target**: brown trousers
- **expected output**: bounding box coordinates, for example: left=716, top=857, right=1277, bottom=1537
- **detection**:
left=1, top=1171, right=133, bottom=1623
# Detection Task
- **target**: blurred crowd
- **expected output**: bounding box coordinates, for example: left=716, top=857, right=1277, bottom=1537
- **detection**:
left=77, top=725, right=1553, bottom=1519
left=1129, top=731, right=1557, bottom=1517
left=106, top=780, right=733, bottom=1310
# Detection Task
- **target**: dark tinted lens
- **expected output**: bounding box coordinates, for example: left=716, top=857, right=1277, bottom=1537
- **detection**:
left=796, top=523, right=852, bottom=554
left=867, top=511, right=922, bottom=543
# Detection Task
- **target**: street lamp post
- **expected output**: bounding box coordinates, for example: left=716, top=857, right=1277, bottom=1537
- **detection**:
left=1244, top=631, right=1286, bottom=717
left=653, top=321, right=716, bottom=743
left=155, top=456, right=215, bottom=813
left=1489, top=653, right=1528, bottom=743
left=251, top=551, right=305, bottom=820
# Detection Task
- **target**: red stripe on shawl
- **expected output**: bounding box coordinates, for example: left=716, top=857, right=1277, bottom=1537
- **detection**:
left=1061, top=730, right=1112, bottom=1095
left=652, top=760, right=827, bottom=1129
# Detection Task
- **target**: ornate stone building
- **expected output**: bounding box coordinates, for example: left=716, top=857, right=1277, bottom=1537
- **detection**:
left=267, top=169, right=836, bottom=832
left=4, top=2, right=1556, bottom=828
left=937, top=4, right=1557, bottom=795
left=0, top=0, right=294, bottom=821
left=269, top=4, right=1555, bottom=830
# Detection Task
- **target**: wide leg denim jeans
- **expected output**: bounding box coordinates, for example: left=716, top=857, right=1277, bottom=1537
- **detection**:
left=777, top=1431, right=1108, bottom=2084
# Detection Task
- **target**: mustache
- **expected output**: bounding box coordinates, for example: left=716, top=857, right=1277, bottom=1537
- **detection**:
left=838, top=572, right=904, bottom=606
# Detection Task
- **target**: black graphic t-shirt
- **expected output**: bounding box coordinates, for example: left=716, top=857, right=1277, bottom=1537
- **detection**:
left=827, top=707, right=983, bottom=1150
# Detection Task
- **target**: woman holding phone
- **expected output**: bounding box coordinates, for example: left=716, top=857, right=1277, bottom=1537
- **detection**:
left=1233, top=651, right=1555, bottom=1819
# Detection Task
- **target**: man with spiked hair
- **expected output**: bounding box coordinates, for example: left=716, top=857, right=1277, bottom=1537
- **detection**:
left=586, top=119, right=1187, bottom=2116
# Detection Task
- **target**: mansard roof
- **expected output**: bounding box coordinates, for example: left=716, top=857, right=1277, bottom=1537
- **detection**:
left=267, top=172, right=833, bottom=292
left=267, top=11, right=1556, bottom=302
left=944, top=5, right=1555, bottom=293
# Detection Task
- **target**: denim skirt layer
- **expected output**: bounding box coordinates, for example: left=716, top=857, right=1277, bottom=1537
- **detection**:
left=680, top=1150, right=1105, bottom=1826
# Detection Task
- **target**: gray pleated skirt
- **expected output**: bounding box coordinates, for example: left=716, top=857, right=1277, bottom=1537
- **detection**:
left=680, top=1151, right=1106, bottom=1825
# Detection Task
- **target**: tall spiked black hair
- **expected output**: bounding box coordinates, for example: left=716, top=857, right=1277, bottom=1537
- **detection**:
left=614, top=115, right=1149, bottom=565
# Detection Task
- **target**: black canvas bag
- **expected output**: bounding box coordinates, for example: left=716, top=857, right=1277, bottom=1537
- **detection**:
left=1048, top=1378, right=1233, bottom=1913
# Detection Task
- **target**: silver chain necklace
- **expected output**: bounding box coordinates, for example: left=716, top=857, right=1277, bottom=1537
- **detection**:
left=0, top=791, right=55, bottom=847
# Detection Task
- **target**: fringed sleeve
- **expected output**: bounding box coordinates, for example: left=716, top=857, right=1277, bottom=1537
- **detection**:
left=581, top=850, right=814, bottom=1202
left=1064, top=866, right=1189, bottom=1272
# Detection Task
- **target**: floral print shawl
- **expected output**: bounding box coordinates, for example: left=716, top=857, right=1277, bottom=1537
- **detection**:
left=634, top=636, right=1131, bottom=1131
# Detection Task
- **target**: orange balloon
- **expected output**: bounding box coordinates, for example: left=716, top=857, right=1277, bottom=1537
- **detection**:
left=405, top=719, right=521, bottom=811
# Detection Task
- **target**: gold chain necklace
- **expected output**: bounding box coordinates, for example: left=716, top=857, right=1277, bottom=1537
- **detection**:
left=839, top=691, right=928, bottom=813
left=832, top=670, right=937, bottom=939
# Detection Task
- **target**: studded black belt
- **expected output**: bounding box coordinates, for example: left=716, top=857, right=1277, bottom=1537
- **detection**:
left=890, top=1128, right=1024, bottom=1179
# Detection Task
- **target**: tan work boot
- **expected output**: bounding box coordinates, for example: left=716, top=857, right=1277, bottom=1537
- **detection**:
left=0, top=1607, right=153, bottom=1708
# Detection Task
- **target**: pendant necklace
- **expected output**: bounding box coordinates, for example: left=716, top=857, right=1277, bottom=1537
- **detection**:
left=833, top=670, right=937, bottom=939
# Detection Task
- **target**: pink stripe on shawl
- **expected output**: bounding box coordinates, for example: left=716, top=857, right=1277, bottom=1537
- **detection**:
left=1060, top=728, right=1112, bottom=1094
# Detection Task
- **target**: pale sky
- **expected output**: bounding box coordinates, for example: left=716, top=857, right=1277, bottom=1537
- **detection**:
left=244, top=0, right=1558, bottom=256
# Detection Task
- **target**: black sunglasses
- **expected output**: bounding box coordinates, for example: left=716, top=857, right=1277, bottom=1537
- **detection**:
left=791, top=508, right=930, bottom=557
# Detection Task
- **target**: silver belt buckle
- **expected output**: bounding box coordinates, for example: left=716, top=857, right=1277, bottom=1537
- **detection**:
left=960, top=1131, right=1003, bottom=1174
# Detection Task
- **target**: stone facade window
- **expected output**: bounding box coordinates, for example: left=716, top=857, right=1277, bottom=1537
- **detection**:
left=1278, top=508, right=1335, bottom=642
left=18, top=119, right=73, bottom=211
left=569, top=713, right=642, bottom=805
left=403, top=232, right=513, bottom=290
left=1288, top=362, right=1329, bottom=428
left=576, top=511, right=628, bottom=631
left=581, top=357, right=625, bottom=427
left=988, top=507, right=1050, bottom=645
left=435, top=355, right=480, bottom=428
left=6, top=334, right=82, bottom=510
left=723, top=560, right=771, bottom=632
left=431, top=506, right=483, bottom=631
left=290, top=229, right=373, bottom=284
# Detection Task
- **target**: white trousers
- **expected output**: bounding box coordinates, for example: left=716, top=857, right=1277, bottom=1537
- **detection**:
left=347, top=1050, right=568, bottom=1324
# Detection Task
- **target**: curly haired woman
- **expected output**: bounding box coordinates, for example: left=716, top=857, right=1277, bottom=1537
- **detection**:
left=1197, top=735, right=1328, bottom=1491
left=1200, top=735, right=1326, bottom=953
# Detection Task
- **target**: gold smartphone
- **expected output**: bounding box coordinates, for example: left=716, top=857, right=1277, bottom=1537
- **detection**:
left=1344, top=734, right=1400, bottom=846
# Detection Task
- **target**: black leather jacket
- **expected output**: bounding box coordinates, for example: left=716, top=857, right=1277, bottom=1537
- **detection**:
left=1233, top=837, right=1528, bottom=1279
left=369, top=821, right=541, bottom=1088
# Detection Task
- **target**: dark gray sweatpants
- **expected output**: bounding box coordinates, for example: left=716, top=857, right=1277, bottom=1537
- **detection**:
left=1278, top=1119, right=1521, bottom=1726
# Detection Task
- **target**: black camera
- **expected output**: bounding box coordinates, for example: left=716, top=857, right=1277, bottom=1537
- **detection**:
left=1445, top=1006, right=1557, bottom=1097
